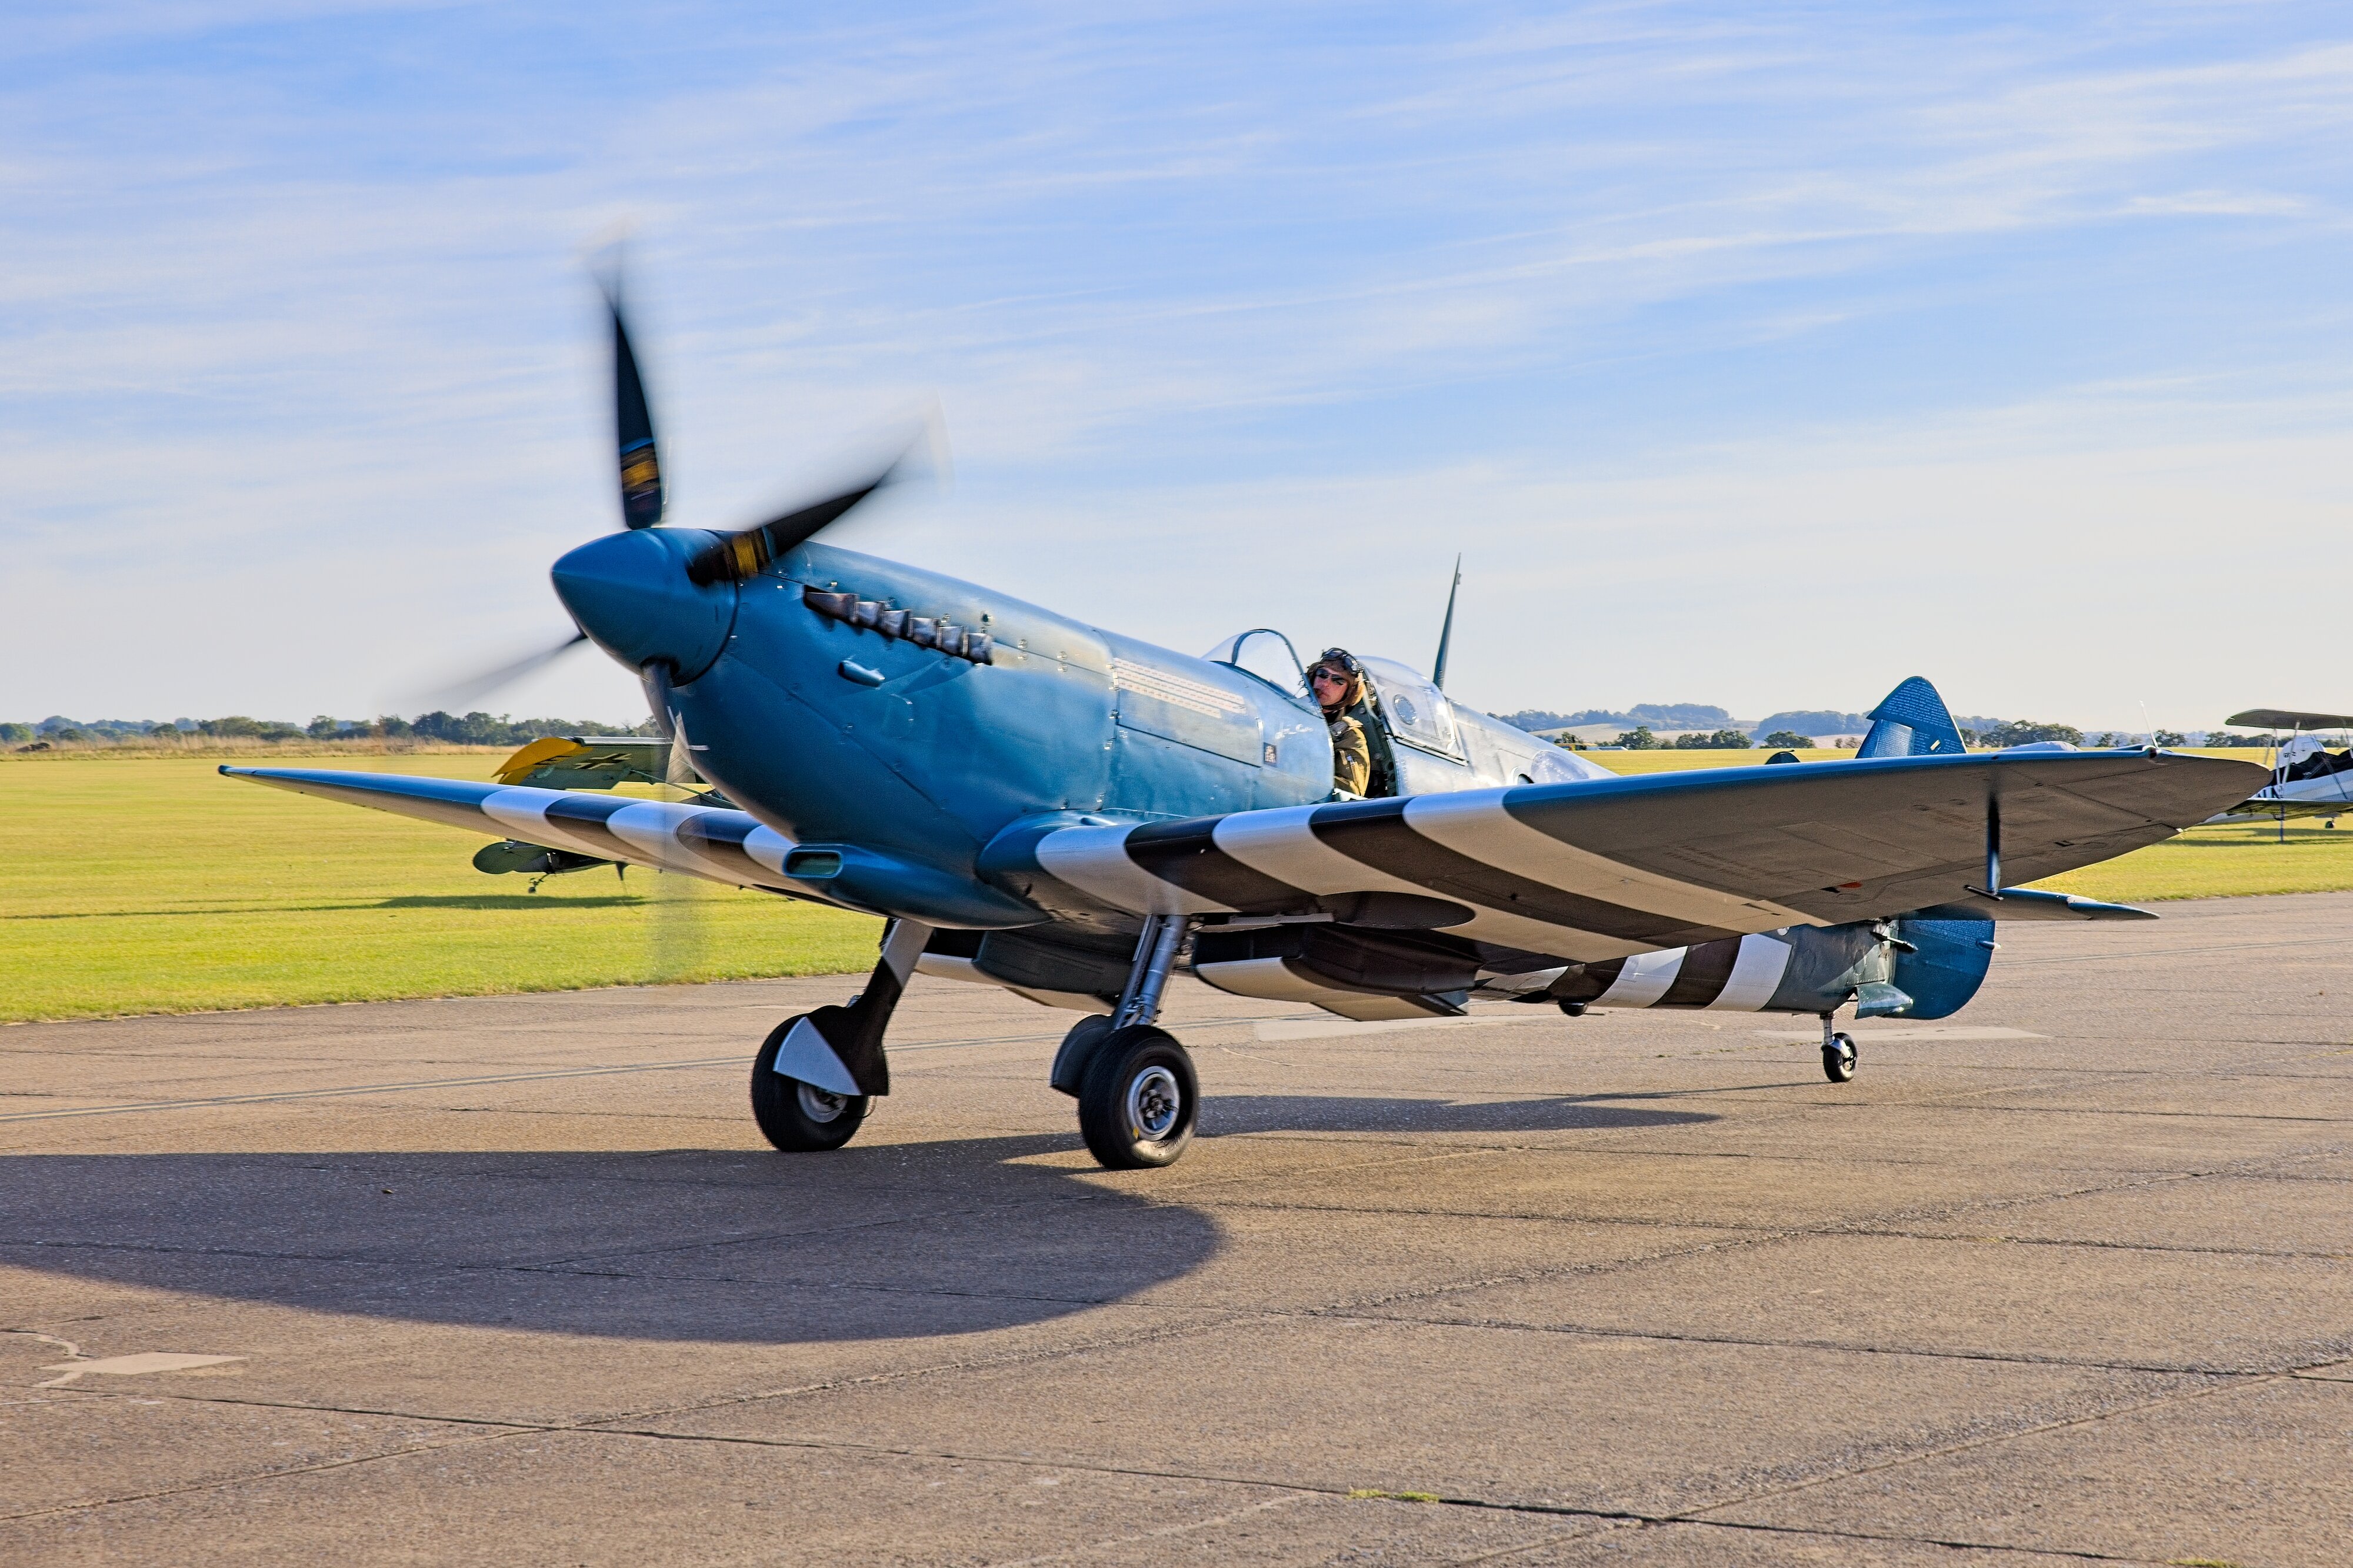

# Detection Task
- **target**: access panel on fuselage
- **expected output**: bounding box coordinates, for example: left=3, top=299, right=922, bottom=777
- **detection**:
left=1099, top=633, right=1328, bottom=817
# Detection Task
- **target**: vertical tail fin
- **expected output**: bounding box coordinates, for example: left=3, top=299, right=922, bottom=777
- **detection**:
left=1858, top=676, right=1966, bottom=758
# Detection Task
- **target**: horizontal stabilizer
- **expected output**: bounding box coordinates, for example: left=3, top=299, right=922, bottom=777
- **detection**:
left=1907, top=889, right=2155, bottom=922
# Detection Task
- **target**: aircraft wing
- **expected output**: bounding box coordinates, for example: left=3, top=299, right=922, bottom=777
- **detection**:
left=221, top=766, right=1039, bottom=926
left=222, top=766, right=798, bottom=888
left=2207, top=801, right=2348, bottom=825
left=2204, top=770, right=2353, bottom=824
left=1005, top=750, right=2266, bottom=963
left=2227, top=708, right=2353, bottom=731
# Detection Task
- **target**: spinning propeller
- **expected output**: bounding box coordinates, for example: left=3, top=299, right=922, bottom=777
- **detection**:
left=432, top=266, right=931, bottom=711
left=412, top=261, right=941, bottom=978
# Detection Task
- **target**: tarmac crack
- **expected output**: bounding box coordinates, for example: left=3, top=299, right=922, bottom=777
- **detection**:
left=28, top=1384, right=2192, bottom=1566
left=1670, top=1354, right=2344, bottom=1554
left=1322, top=1310, right=2328, bottom=1378
left=0, top=1400, right=532, bottom=1527
left=1472, top=1514, right=2182, bottom=1564
left=982, top=1490, right=1321, bottom=1566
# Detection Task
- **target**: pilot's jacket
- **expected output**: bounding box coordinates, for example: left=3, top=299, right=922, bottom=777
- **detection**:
left=1329, top=713, right=1371, bottom=798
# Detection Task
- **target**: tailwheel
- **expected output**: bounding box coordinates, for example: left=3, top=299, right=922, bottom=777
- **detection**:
left=1821, top=1031, right=1858, bottom=1084
left=751, top=1015, right=869, bottom=1152
left=1076, top=1025, right=1197, bottom=1169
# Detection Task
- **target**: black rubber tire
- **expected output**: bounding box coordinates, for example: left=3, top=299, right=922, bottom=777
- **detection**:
left=1076, top=1026, right=1198, bottom=1169
left=1821, top=1032, right=1858, bottom=1084
left=751, top=1015, right=869, bottom=1152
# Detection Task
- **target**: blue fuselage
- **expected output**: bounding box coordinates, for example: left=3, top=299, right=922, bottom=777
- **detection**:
left=669, top=542, right=1328, bottom=866
left=604, top=538, right=1573, bottom=886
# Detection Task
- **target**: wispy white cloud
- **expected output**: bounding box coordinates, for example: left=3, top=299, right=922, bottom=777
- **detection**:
left=4, top=2, right=2351, bottom=725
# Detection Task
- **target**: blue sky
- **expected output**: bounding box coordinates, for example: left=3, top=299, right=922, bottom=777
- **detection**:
left=6, top=2, right=2352, bottom=730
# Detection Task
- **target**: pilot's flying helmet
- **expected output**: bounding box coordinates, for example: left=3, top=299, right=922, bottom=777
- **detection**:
left=1307, top=648, right=1367, bottom=708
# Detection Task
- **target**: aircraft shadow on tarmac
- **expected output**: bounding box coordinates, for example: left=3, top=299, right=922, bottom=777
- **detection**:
left=3, top=1095, right=1708, bottom=1345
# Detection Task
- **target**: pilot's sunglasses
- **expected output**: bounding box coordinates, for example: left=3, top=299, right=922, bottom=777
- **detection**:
left=1311, top=667, right=1346, bottom=682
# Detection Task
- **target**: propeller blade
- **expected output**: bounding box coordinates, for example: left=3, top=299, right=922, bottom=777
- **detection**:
left=641, top=662, right=712, bottom=983
left=685, top=459, right=909, bottom=587
left=641, top=659, right=675, bottom=740
left=606, top=284, right=664, bottom=531
left=420, top=630, right=589, bottom=710
left=665, top=708, right=698, bottom=791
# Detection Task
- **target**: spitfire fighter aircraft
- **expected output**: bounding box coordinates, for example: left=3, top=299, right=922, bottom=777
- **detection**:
left=225, top=291, right=2268, bottom=1169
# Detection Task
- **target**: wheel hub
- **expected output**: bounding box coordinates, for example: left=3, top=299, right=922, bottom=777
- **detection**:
left=1126, top=1065, right=1182, bottom=1141
left=798, top=1082, right=850, bottom=1123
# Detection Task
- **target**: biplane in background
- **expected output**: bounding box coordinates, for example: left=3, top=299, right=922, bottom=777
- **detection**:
left=223, top=280, right=2265, bottom=1169
left=2205, top=708, right=2353, bottom=830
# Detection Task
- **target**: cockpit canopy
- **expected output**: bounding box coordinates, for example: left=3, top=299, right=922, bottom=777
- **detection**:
left=1201, top=629, right=1305, bottom=697
left=1204, top=632, right=1458, bottom=756
left=1354, top=656, right=1457, bottom=758
left=1206, top=628, right=1609, bottom=793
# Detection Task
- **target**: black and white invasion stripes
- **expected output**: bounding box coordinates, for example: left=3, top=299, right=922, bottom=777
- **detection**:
left=1191, top=930, right=1814, bottom=1019
left=1471, top=932, right=1809, bottom=1010
left=226, top=768, right=805, bottom=892
left=1029, top=793, right=1812, bottom=966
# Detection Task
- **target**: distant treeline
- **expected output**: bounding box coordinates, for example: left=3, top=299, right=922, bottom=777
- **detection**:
left=1577, top=719, right=2225, bottom=752
left=7, top=709, right=2278, bottom=757
left=6, top=713, right=658, bottom=749
left=1499, top=705, right=2009, bottom=738
left=1501, top=703, right=1738, bottom=730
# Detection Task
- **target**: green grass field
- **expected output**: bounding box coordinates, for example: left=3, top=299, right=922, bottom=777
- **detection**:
left=3, top=746, right=2334, bottom=1023
left=0, top=753, right=881, bottom=1023
left=1581, top=747, right=1859, bottom=772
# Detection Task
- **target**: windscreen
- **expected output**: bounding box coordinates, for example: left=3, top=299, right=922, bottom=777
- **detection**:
left=1203, top=629, right=1307, bottom=697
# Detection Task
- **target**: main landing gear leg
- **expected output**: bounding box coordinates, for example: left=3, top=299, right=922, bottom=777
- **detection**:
left=1820, top=1013, right=1858, bottom=1084
left=752, top=918, right=932, bottom=1152
left=1069, top=914, right=1198, bottom=1170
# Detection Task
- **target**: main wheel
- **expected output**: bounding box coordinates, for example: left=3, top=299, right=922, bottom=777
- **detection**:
left=1821, top=1032, right=1858, bottom=1083
left=1076, top=1025, right=1198, bottom=1169
left=751, top=1015, right=870, bottom=1152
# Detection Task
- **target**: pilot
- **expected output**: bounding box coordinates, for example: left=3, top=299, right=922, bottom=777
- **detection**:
left=1309, top=649, right=1374, bottom=799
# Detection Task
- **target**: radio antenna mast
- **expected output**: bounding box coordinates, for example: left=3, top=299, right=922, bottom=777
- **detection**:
left=1432, top=555, right=1463, bottom=691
